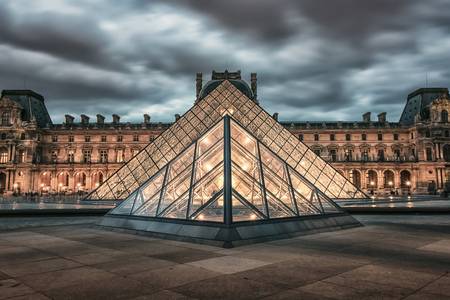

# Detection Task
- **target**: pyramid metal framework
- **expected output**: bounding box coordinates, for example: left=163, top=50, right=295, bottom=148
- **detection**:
left=109, top=117, right=343, bottom=222
left=86, top=80, right=366, bottom=205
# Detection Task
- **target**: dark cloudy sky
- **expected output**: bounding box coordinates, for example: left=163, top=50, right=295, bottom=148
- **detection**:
left=1, top=0, right=449, bottom=123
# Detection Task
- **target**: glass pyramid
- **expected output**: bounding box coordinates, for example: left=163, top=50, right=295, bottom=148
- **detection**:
left=107, top=116, right=346, bottom=223
left=86, top=80, right=367, bottom=203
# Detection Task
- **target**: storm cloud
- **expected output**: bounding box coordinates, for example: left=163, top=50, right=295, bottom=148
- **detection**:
left=0, top=0, right=449, bottom=123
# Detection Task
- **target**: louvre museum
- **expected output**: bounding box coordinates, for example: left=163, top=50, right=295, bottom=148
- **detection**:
left=1, top=71, right=450, bottom=200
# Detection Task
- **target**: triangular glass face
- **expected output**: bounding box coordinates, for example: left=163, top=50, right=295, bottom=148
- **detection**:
left=232, top=193, right=263, bottom=222
left=159, top=191, right=189, bottom=219
left=87, top=80, right=366, bottom=203
left=317, top=192, right=340, bottom=213
left=109, top=191, right=137, bottom=215
left=193, top=193, right=224, bottom=222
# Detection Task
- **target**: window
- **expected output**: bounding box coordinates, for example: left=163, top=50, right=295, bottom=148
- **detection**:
left=69, top=135, right=74, bottom=143
left=68, top=150, right=75, bottom=163
left=378, top=149, right=385, bottom=161
left=0, top=149, right=8, bottom=163
left=329, top=149, right=337, bottom=162
left=314, top=134, right=319, bottom=141
left=116, top=149, right=124, bottom=163
left=362, top=133, right=367, bottom=141
left=52, top=135, right=58, bottom=142
left=393, top=133, right=399, bottom=141
left=101, top=136, right=107, bottom=142
left=445, top=130, right=450, bottom=138
left=298, top=134, right=303, bottom=141
left=425, top=130, right=431, bottom=138
left=377, top=133, right=383, bottom=141
left=133, top=134, right=139, bottom=142
left=313, top=149, right=321, bottom=157
left=426, top=148, right=433, bottom=161
left=117, top=135, right=123, bottom=142
left=83, top=150, right=91, bottom=163
left=149, top=136, right=155, bottom=142
left=132, top=149, right=139, bottom=156
left=1, top=133, right=6, bottom=140
left=345, top=133, right=351, bottom=141
left=51, top=150, right=58, bottom=163
left=17, top=150, right=25, bottom=163
left=441, top=110, right=448, bottom=123
left=330, top=134, right=335, bottom=141
left=344, top=149, right=352, bottom=161
left=1, top=111, right=11, bottom=126
left=85, top=136, right=91, bottom=143
left=410, top=132, right=414, bottom=139
left=362, top=149, right=369, bottom=161
left=99, top=149, right=108, bottom=163
left=394, top=149, right=401, bottom=160
left=20, top=133, right=26, bottom=140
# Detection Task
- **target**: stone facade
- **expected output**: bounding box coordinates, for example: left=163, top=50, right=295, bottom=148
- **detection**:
left=1, top=82, right=450, bottom=197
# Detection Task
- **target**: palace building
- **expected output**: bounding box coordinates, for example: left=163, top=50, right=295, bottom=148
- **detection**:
left=0, top=71, right=449, bottom=197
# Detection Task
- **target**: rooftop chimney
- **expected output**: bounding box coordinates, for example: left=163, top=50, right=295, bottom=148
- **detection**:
left=175, top=114, right=180, bottom=121
left=80, top=114, right=89, bottom=124
left=112, top=114, right=120, bottom=124
left=65, top=114, right=74, bottom=125
left=363, top=112, right=371, bottom=122
left=196, top=73, right=202, bottom=101
left=251, top=73, right=257, bottom=102
left=378, top=112, right=387, bottom=123
left=143, top=114, right=150, bottom=124
left=96, top=114, right=105, bottom=124
left=272, top=112, right=279, bottom=121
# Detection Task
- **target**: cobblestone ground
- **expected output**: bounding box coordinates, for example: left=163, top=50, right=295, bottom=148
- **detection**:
left=0, top=214, right=449, bottom=299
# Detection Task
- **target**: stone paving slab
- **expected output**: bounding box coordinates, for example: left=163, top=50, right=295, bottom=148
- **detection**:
left=0, top=214, right=448, bottom=299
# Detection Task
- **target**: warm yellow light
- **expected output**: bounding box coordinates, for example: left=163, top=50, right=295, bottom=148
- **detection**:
left=77, top=183, right=81, bottom=187
left=370, top=181, right=375, bottom=186
left=95, top=182, right=100, bottom=187
left=250, top=214, right=257, bottom=220
left=13, top=183, right=18, bottom=188
left=388, top=181, right=393, bottom=186
left=198, top=214, right=205, bottom=220
left=406, top=181, right=411, bottom=186
left=58, top=183, right=63, bottom=187
left=242, top=163, right=249, bottom=171
left=40, top=183, right=44, bottom=187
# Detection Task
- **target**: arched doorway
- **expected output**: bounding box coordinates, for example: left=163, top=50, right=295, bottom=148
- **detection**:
left=39, top=172, right=51, bottom=193
left=367, top=170, right=378, bottom=188
left=74, top=172, right=87, bottom=191
left=443, top=144, right=450, bottom=162
left=352, top=170, right=361, bottom=188
left=0, top=172, right=6, bottom=193
left=383, top=170, right=395, bottom=188
left=91, top=172, right=104, bottom=189
left=57, top=172, right=69, bottom=192
left=400, top=170, right=411, bottom=189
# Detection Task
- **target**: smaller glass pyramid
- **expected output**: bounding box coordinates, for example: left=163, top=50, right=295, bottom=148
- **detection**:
left=109, top=116, right=344, bottom=223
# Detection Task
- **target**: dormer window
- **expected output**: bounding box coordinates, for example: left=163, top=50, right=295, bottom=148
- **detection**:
left=1, top=111, right=11, bottom=126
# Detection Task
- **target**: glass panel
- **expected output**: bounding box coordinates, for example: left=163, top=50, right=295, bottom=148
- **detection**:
left=231, top=140, right=261, bottom=181
left=231, top=165, right=266, bottom=216
left=141, top=168, right=166, bottom=201
left=194, top=194, right=224, bottom=222
left=133, top=192, right=160, bottom=217
left=131, top=191, right=145, bottom=213
left=110, top=191, right=136, bottom=215
left=158, top=165, right=192, bottom=215
left=232, top=193, right=262, bottom=222
left=230, top=121, right=257, bottom=156
left=197, top=121, right=224, bottom=156
left=318, top=192, right=340, bottom=213
left=166, top=144, right=195, bottom=182
left=289, top=167, right=313, bottom=200
left=159, top=192, right=189, bottom=219
left=195, top=140, right=224, bottom=182
left=262, top=164, right=296, bottom=213
left=189, top=165, right=224, bottom=217
left=293, top=190, right=321, bottom=215
left=266, top=192, right=296, bottom=219
left=260, top=145, right=287, bottom=180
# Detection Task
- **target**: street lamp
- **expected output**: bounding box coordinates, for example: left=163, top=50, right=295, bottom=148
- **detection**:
left=406, top=180, right=411, bottom=199
left=369, top=181, right=375, bottom=197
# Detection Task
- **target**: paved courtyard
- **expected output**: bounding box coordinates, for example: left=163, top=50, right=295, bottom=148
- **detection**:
left=0, top=214, right=449, bottom=299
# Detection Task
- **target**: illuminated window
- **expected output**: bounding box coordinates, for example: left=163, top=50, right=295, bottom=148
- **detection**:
left=100, top=149, right=108, bottom=163
left=0, top=149, right=8, bottom=163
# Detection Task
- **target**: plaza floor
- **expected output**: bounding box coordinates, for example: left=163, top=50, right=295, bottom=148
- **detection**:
left=0, top=214, right=449, bottom=299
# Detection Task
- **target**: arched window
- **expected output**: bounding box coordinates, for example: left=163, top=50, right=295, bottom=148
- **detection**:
left=383, top=170, right=395, bottom=188
left=367, top=170, right=378, bottom=188
left=441, top=110, right=448, bottom=123
left=400, top=170, right=411, bottom=188
left=351, top=170, right=361, bottom=188
left=1, top=111, right=11, bottom=126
